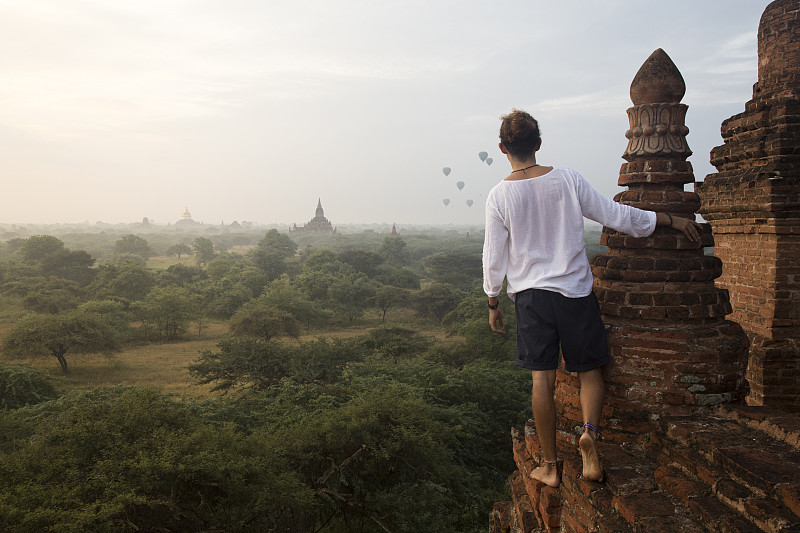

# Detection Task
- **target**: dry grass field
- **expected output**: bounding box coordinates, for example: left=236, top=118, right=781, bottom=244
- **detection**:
left=0, top=309, right=456, bottom=399
left=146, top=246, right=254, bottom=270
left=0, top=321, right=230, bottom=398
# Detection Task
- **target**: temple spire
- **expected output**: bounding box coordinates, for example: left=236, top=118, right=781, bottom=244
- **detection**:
left=573, top=49, right=749, bottom=436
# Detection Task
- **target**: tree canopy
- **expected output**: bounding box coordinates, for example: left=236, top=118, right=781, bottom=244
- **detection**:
left=248, top=230, right=298, bottom=281
left=2, top=310, right=120, bottom=373
left=166, top=242, right=193, bottom=259
left=133, top=286, right=200, bottom=341
left=113, top=234, right=153, bottom=262
left=0, top=226, right=591, bottom=531
left=192, top=237, right=216, bottom=266
left=229, top=302, right=300, bottom=341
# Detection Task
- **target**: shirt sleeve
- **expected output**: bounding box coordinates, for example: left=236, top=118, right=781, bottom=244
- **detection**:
left=482, top=194, right=509, bottom=298
left=574, top=171, right=656, bottom=238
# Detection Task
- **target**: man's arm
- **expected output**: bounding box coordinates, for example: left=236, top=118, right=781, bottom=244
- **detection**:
left=488, top=296, right=505, bottom=334
left=655, top=212, right=702, bottom=241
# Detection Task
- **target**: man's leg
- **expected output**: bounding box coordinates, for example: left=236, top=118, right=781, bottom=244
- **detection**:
left=530, top=369, right=560, bottom=487
left=578, top=367, right=604, bottom=481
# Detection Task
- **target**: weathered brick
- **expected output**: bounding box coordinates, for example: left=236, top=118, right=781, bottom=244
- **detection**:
left=612, top=492, right=677, bottom=526
left=653, top=465, right=708, bottom=505
left=713, top=446, right=800, bottom=492
left=776, top=483, right=800, bottom=517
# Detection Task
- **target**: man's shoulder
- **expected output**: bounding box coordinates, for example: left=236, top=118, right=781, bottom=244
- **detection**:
left=552, top=166, right=580, bottom=177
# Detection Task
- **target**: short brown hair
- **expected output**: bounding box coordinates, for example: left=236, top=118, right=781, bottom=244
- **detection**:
left=499, top=109, right=541, bottom=159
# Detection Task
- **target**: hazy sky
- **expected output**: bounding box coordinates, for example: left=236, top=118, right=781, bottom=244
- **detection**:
left=0, top=0, right=772, bottom=227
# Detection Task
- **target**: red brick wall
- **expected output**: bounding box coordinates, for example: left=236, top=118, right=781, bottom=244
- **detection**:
left=697, top=0, right=800, bottom=409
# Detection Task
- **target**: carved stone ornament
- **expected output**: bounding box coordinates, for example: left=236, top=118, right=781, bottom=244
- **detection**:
left=623, top=103, right=691, bottom=160
left=623, top=49, right=692, bottom=161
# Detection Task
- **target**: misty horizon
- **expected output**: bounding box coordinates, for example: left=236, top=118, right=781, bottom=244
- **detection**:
left=1, top=1, right=770, bottom=226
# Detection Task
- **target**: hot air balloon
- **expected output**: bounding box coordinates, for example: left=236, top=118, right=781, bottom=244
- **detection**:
left=456, top=181, right=465, bottom=191
left=466, top=199, right=474, bottom=207
left=442, top=167, right=451, bottom=177
left=443, top=199, right=450, bottom=206
left=478, top=151, right=488, bottom=162
left=485, top=158, right=493, bottom=166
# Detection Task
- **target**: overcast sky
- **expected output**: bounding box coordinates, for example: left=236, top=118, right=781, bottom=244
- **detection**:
left=0, top=0, right=772, bottom=228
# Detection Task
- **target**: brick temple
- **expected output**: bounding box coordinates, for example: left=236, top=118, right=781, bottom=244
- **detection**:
left=490, top=1, right=800, bottom=531
left=697, top=0, right=800, bottom=411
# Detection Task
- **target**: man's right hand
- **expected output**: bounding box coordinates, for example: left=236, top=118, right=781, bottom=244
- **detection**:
left=489, top=307, right=506, bottom=334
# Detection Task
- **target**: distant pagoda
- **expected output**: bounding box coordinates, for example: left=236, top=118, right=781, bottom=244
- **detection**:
left=176, top=206, right=198, bottom=226
left=291, top=199, right=335, bottom=234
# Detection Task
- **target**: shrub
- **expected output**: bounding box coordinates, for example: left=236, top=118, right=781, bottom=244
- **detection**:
left=0, top=363, right=58, bottom=409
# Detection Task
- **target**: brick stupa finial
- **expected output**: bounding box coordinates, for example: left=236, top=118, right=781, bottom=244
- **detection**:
left=555, top=49, right=751, bottom=440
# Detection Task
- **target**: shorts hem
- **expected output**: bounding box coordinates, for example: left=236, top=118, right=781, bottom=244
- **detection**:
left=515, top=359, right=559, bottom=371
left=564, top=357, right=610, bottom=373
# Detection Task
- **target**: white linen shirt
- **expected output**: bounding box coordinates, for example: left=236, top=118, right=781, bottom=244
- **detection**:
left=482, top=167, right=656, bottom=299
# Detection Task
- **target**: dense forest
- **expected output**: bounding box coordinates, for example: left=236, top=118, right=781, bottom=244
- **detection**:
left=0, top=224, right=605, bottom=532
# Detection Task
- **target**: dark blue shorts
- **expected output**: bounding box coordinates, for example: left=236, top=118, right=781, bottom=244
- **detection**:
left=514, top=288, right=609, bottom=372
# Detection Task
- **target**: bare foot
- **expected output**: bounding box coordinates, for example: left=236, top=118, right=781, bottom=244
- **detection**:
left=530, top=463, right=561, bottom=488
left=579, top=430, right=604, bottom=482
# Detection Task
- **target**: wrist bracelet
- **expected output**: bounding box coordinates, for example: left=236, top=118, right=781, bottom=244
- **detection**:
left=487, top=300, right=499, bottom=310
left=666, top=212, right=674, bottom=227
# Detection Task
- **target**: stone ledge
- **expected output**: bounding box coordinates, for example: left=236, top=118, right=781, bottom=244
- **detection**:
left=657, top=413, right=800, bottom=531
left=496, top=410, right=800, bottom=533
left=715, top=405, right=800, bottom=450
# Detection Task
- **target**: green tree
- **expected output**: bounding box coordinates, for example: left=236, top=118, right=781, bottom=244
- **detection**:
left=423, top=251, right=482, bottom=289
left=205, top=253, right=240, bottom=280
left=166, top=242, right=193, bottom=259
left=133, top=286, right=200, bottom=341
left=0, top=363, right=58, bottom=409
left=268, top=381, right=469, bottom=531
left=192, top=237, right=216, bottom=266
left=443, top=288, right=517, bottom=361
left=339, top=249, right=384, bottom=277
left=111, top=252, right=147, bottom=266
left=327, top=273, right=378, bottom=322
left=229, top=302, right=300, bottom=341
left=294, top=270, right=336, bottom=304
left=356, top=326, right=431, bottom=361
left=88, top=262, right=155, bottom=302
left=40, top=249, right=95, bottom=285
left=14, top=236, right=95, bottom=285
left=378, top=236, right=410, bottom=266
left=248, top=230, right=298, bottom=280
left=2, top=276, right=85, bottom=314
left=157, top=263, right=206, bottom=288
left=302, top=248, right=345, bottom=274
left=190, top=337, right=363, bottom=392
left=261, top=276, right=326, bottom=328
left=3, top=238, right=27, bottom=256
left=77, top=299, right=133, bottom=343
left=414, top=283, right=465, bottom=323
left=113, top=234, right=152, bottom=262
left=375, top=265, right=421, bottom=289
left=0, top=387, right=312, bottom=531
left=225, top=264, right=270, bottom=296
left=200, top=279, right=254, bottom=319
left=18, top=235, right=64, bottom=263
left=370, top=284, right=410, bottom=321
left=2, top=310, right=120, bottom=373
left=258, top=229, right=297, bottom=258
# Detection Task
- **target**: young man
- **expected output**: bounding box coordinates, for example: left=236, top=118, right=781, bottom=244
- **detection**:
left=483, top=109, right=701, bottom=487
